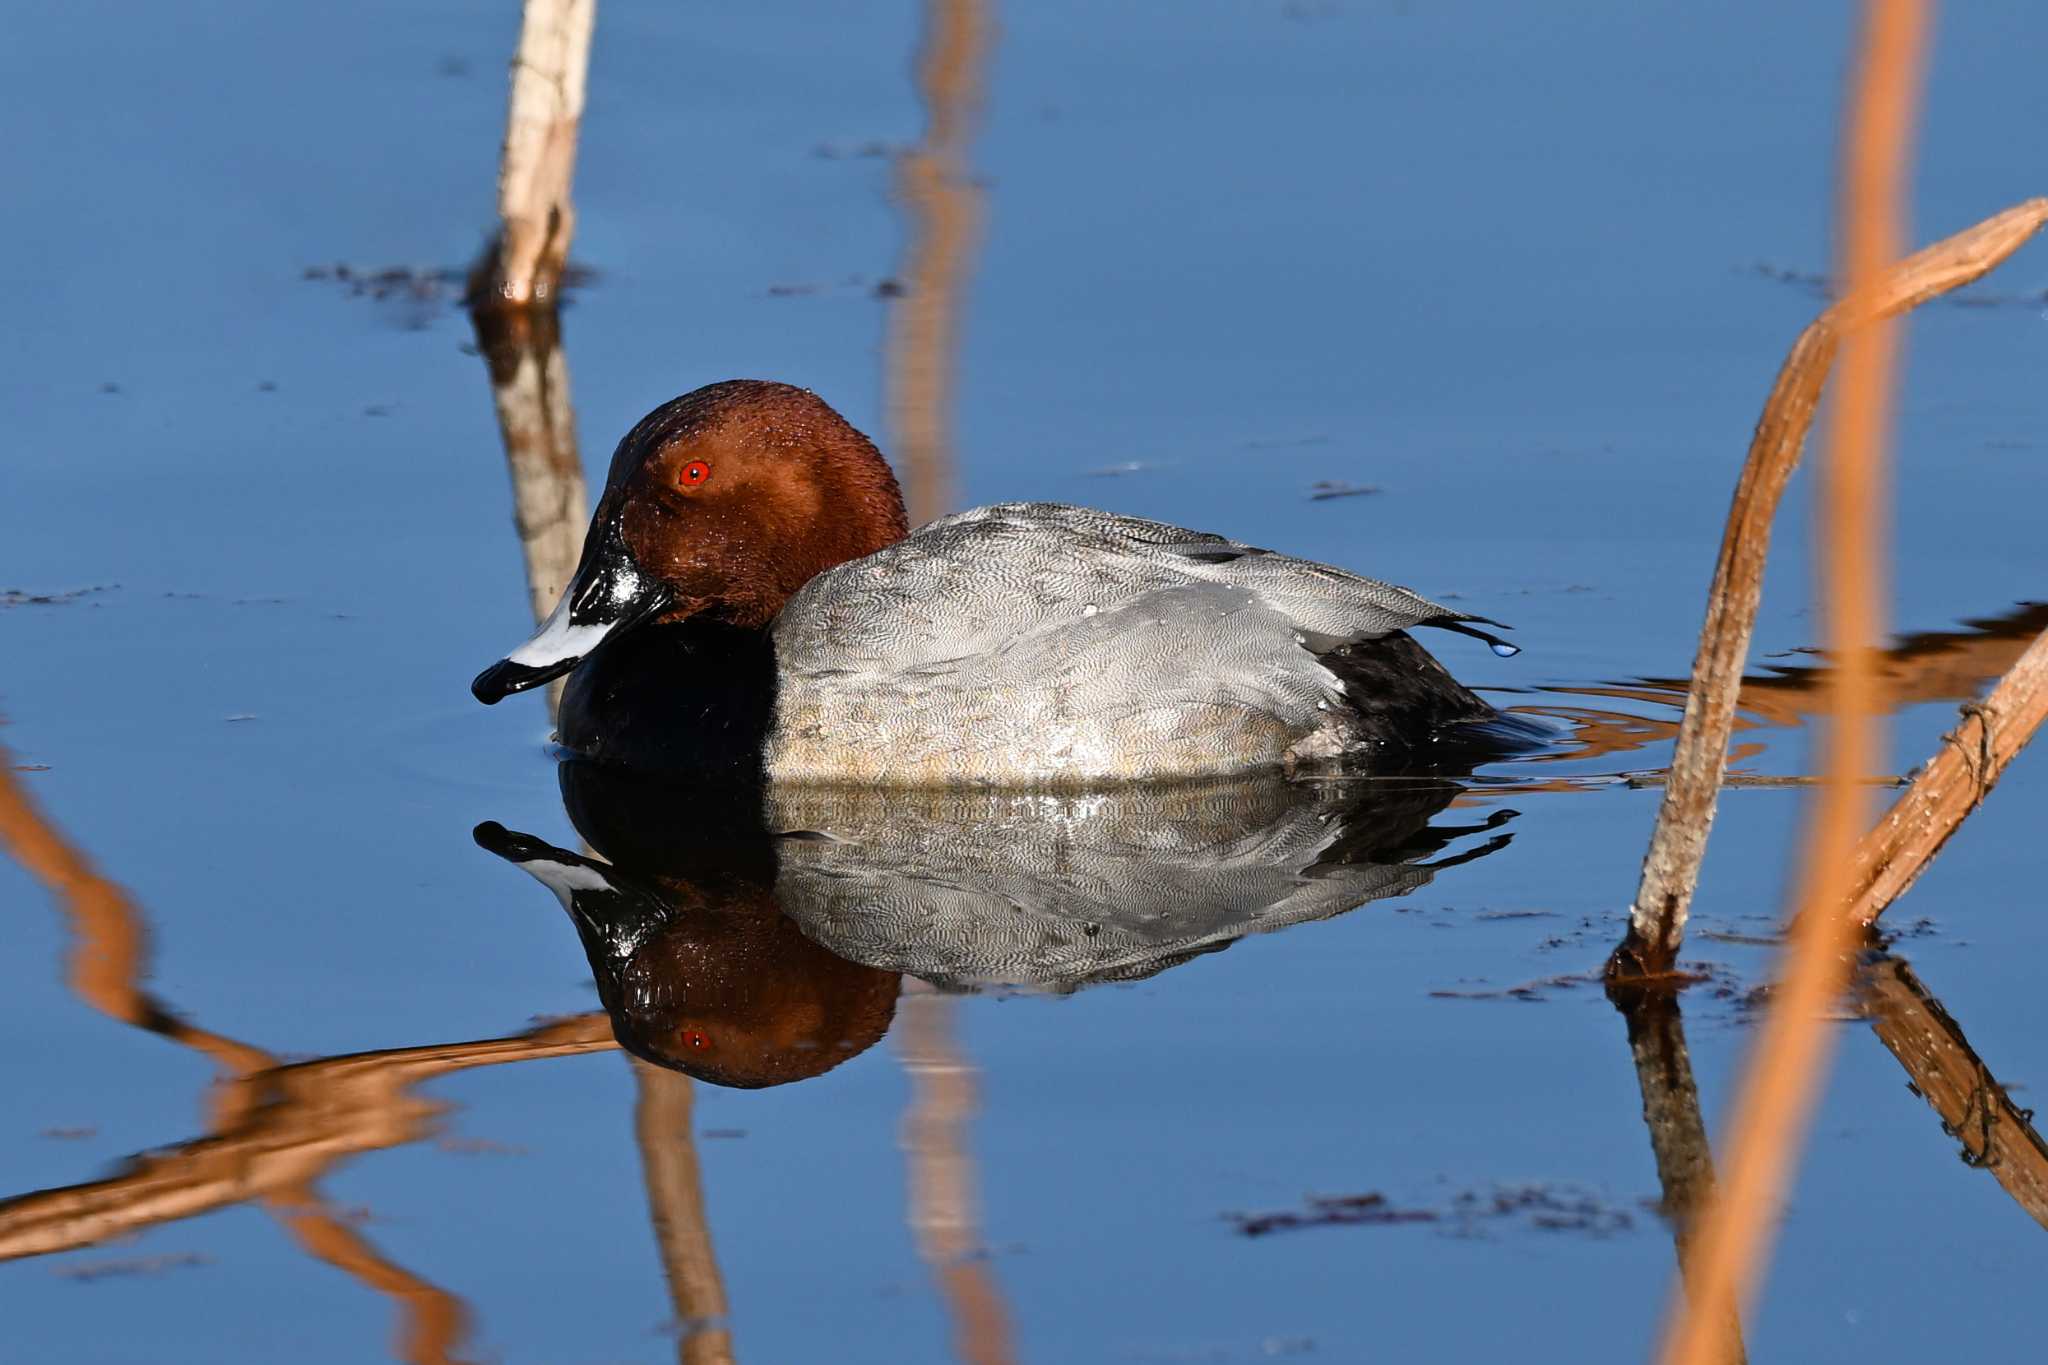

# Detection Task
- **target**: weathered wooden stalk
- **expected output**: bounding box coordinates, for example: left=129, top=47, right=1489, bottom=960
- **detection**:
left=487, top=0, right=597, bottom=305
left=1612, top=196, right=2048, bottom=979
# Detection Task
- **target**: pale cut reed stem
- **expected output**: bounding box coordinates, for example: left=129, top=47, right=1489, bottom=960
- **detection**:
left=492, top=0, right=596, bottom=304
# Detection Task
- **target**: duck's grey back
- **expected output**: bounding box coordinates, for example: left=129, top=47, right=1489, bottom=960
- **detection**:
left=764, top=503, right=1467, bottom=784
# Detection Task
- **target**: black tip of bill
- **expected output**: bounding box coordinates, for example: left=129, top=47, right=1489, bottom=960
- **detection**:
left=473, top=820, right=554, bottom=861
left=471, top=655, right=576, bottom=705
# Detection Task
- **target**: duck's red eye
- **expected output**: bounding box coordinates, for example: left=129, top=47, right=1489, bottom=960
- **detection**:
left=682, top=1029, right=710, bottom=1050
left=680, top=460, right=711, bottom=487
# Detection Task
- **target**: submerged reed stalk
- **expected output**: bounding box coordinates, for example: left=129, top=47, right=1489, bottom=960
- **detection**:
left=1656, top=3, right=1929, bottom=1362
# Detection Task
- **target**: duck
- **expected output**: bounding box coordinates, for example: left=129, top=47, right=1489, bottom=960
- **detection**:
left=471, top=380, right=1523, bottom=784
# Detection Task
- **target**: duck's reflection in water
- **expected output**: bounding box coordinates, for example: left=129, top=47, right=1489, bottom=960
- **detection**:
left=478, top=761, right=1517, bottom=1087
left=477, top=814, right=899, bottom=1090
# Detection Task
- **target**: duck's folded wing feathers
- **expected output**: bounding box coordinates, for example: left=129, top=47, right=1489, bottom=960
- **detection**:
left=774, top=501, right=1508, bottom=672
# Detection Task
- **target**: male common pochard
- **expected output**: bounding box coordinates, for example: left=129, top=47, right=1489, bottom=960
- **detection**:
left=472, top=380, right=1520, bottom=783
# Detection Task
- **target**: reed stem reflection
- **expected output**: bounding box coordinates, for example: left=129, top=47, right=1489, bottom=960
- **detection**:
left=0, top=753, right=619, bottom=1362
left=633, top=1059, right=738, bottom=1365
left=1607, top=983, right=1747, bottom=1365
left=882, top=3, right=1009, bottom=1356
left=1857, top=946, right=2048, bottom=1228
left=897, top=989, right=1016, bottom=1365
left=885, top=0, right=989, bottom=525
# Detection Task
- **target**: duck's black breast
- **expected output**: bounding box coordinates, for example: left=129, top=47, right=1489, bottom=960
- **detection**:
left=558, top=618, right=780, bottom=778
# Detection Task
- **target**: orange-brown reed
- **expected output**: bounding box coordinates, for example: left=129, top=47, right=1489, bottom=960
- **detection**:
left=1656, top=3, right=1930, bottom=1362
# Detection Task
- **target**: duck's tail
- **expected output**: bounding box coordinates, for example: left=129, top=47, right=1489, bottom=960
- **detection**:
left=1319, top=629, right=1544, bottom=765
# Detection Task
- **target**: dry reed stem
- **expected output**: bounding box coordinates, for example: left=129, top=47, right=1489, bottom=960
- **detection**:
left=1616, top=192, right=2048, bottom=976
left=897, top=991, right=1016, bottom=1365
left=631, top=1060, right=737, bottom=1365
left=1844, top=628, right=2048, bottom=923
left=1656, top=3, right=1929, bottom=1363
left=491, top=0, right=596, bottom=303
left=885, top=0, right=989, bottom=525
left=1859, top=952, right=2048, bottom=1229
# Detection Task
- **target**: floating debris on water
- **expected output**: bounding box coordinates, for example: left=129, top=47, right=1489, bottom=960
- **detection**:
left=1228, top=1183, right=1639, bottom=1239
left=2, top=585, right=117, bottom=608
left=1307, top=480, right=1381, bottom=501
left=56, top=1253, right=211, bottom=1283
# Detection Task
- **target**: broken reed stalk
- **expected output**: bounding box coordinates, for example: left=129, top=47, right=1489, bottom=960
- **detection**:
left=488, top=0, right=597, bottom=304
left=885, top=0, right=989, bottom=525
left=1613, top=191, right=2048, bottom=978
left=1657, top=2, right=1929, bottom=1363
left=1844, top=627, right=2048, bottom=924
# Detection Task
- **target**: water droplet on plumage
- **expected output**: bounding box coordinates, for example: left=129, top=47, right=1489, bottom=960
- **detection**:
left=1490, top=640, right=1521, bottom=658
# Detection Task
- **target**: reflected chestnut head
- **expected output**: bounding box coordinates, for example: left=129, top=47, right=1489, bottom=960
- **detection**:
left=476, top=819, right=900, bottom=1089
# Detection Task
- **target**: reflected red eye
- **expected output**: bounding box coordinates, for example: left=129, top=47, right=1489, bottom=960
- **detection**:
left=680, top=460, right=711, bottom=487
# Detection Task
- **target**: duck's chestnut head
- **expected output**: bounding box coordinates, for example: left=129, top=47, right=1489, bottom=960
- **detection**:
left=473, top=380, right=908, bottom=704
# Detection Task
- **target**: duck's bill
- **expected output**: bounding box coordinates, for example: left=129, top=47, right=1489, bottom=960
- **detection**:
left=473, top=821, right=620, bottom=904
left=473, top=820, right=661, bottom=960
left=471, top=543, right=669, bottom=705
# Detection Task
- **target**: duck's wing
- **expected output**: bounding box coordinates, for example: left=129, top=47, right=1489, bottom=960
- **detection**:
left=773, top=501, right=1510, bottom=672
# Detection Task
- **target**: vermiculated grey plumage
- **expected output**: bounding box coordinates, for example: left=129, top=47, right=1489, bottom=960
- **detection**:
left=762, top=503, right=1511, bottom=783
